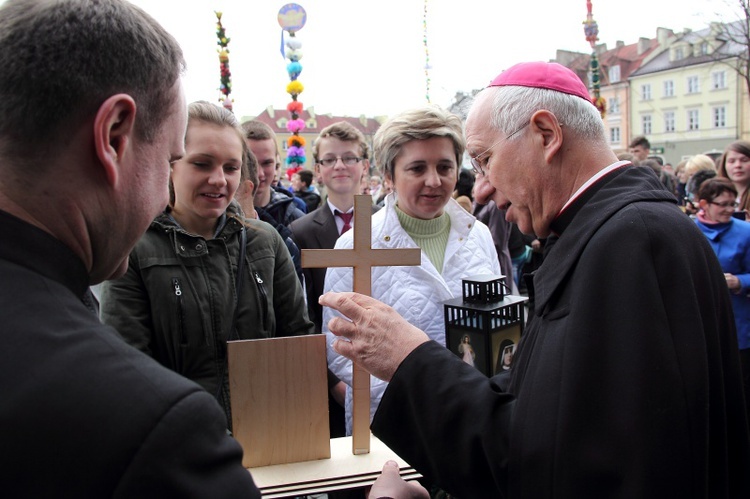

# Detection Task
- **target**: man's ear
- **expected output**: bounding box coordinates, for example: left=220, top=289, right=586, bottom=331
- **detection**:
left=245, top=179, right=256, bottom=197
left=93, top=94, right=137, bottom=188
left=530, top=110, right=563, bottom=164
left=698, top=198, right=709, bottom=211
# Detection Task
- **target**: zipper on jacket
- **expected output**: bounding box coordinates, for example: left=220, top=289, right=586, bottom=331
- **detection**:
left=253, top=271, right=268, bottom=331
left=172, top=277, right=187, bottom=346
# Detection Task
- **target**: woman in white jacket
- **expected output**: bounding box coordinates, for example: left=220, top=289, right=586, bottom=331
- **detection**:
left=322, top=105, right=502, bottom=434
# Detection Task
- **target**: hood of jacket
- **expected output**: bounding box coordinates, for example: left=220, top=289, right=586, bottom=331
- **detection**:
left=266, top=189, right=295, bottom=210
left=148, top=201, right=246, bottom=258
left=151, top=200, right=245, bottom=233
left=534, top=165, right=677, bottom=316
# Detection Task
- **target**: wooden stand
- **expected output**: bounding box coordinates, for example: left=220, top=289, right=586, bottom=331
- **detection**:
left=248, top=435, right=421, bottom=497
left=302, top=195, right=421, bottom=454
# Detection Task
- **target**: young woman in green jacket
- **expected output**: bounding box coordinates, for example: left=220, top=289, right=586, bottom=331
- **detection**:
left=101, top=101, right=314, bottom=428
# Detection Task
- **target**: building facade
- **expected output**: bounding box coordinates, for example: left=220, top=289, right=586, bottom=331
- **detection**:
left=554, top=28, right=674, bottom=155
left=629, top=21, right=747, bottom=164
left=247, top=107, right=383, bottom=173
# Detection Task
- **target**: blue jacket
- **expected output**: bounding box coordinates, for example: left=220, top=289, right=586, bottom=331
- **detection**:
left=695, top=217, right=750, bottom=349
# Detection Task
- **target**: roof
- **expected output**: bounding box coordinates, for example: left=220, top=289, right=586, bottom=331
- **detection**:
left=252, top=108, right=382, bottom=136
left=600, top=38, right=662, bottom=81
left=556, top=31, right=671, bottom=87
left=631, top=20, right=745, bottom=76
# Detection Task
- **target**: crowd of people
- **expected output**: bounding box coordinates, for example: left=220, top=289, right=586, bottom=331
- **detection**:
left=619, top=135, right=750, bottom=417
left=1, top=1, right=749, bottom=498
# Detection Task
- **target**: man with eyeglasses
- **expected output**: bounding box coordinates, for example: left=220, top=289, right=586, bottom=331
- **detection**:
left=290, top=121, right=372, bottom=441
left=320, top=61, right=750, bottom=498
left=290, top=121, right=371, bottom=333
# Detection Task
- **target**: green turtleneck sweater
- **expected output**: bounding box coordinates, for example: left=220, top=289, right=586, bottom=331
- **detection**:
left=395, top=204, right=451, bottom=273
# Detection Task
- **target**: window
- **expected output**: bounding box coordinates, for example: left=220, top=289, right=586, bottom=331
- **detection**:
left=713, top=106, right=726, bottom=128
left=663, top=80, right=674, bottom=97
left=712, top=71, right=726, bottom=89
left=610, top=127, right=621, bottom=144
left=664, top=111, right=675, bottom=133
left=609, top=96, right=620, bottom=114
left=642, top=115, right=652, bottom=135
left=699, top=42, right=709, bottom=55
left=674, top=47, right=684, bottom=60
left=688, top=109, right=700, bottom=130
left=641, top=83, right=652, bottom=101
left=687, top=76, right=700, bottom=93
left=608, top=65, right=621, bottom=83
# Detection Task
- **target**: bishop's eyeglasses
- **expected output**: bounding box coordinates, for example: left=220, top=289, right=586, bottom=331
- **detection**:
left=469, top=121, right=529, bottom=177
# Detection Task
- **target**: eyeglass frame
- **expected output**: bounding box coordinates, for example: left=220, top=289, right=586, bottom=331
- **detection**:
left=469, top=121, right=530, bottom=177
left=317, top=156, right=363, bottom=168
left=708, top=200, right=740, bottom=209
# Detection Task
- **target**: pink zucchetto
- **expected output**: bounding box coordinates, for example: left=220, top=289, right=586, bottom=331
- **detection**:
left=489, top=62, right=592, bottom=103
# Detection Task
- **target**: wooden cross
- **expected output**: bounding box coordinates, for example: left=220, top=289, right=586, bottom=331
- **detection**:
left=302, top=194, right=421, bottom=454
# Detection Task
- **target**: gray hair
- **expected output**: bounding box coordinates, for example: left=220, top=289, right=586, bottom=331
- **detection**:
left=485, top=86, right=605, bottom=142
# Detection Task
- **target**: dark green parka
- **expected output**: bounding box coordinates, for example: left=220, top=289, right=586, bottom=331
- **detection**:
left=100, top=202, right=314, bottom=424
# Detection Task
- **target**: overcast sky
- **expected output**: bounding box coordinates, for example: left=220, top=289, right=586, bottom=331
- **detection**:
left=4, top=0, right=744, bottom=119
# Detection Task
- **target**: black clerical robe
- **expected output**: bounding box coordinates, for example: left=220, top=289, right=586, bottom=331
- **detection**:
left=0, top=209, right=260, bottom=497
left=372, top=166, right=750, bottom=498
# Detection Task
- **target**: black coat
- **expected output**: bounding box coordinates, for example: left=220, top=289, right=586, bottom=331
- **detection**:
left=290, top=203, right=381, bottom=332
left=290, top=205, right=341, bottom=333
left=295, top=189, right=322, bottom=214
left=372, top=166, right=750, bottom=498
left=0, top=210, right=260, bottom=498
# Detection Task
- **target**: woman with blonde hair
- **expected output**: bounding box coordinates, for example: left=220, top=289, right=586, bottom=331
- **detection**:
left=101, top=101, right=313, bottom=428
left=323, top=105, right=501, bottom=434
left=685, top=154, right=718, bottom=214
left=685, top=153, right=717, bottom=176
